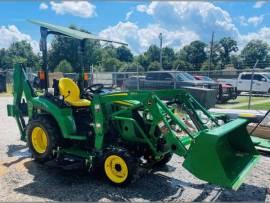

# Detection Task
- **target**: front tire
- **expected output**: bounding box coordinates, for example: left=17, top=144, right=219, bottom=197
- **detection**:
left=103, top=147, right=138, bottom=186
left=26, top=116, right=59, bottom=163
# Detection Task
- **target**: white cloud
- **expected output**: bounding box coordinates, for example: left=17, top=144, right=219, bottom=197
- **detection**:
left=0, top=25, right=39, bottom=53
left=247, top=15, right=264, bottom=26
left=99, top=21, right=199, bottom=54
left=50, top=1, right=96, bottom=18
left=100, top=2, right=269, bottom=54
left=254, top=1, right=266, bottom=8
left=101, top=2, right=240, bottom=53
left=239, top=15, right=264, bottom=27
left=239, top=16, right=248, bottom=26
left=125, top=10, right=133, bottom=21
left=239, top=27, right=270, bottom=48
left=39, top=2, right=48, bottom=10
left=136, top=5, right=148, bottom=13
left=136, top=2, right=239, bottom=41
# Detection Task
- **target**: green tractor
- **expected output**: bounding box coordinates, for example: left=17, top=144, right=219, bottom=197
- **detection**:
left=7, top=20, right=259, bottom=190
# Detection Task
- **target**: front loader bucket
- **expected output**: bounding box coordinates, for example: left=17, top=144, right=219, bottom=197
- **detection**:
left=183, top=118, right=259, bottom=190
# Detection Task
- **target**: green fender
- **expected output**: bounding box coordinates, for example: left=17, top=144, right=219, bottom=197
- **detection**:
left=30, top=97, right=77, bottom=138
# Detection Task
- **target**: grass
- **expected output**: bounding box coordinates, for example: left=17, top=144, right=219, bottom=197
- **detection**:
left=237, top=102, right=270, bottom=110
left=216, top=96, right=270, bottom=110
left=226, top=96, right=267, bottom=104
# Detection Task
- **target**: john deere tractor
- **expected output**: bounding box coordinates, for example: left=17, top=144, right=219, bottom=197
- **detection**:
left=7, top=20, right=259, bottom=190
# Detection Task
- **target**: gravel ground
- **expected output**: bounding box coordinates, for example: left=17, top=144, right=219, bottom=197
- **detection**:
left=0, top=96, right=270, bottom=202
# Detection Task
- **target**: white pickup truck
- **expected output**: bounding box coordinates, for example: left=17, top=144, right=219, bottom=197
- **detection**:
left=218, top=72, right=270, bottom=94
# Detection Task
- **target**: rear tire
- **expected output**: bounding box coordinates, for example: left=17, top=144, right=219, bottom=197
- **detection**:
left=102, top=147, right=138, bottom=186
left=26, top=116, right=59, bottom=163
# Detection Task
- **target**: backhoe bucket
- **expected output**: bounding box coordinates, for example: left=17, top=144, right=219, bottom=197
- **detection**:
left=183, top=118, right=259, bottom=190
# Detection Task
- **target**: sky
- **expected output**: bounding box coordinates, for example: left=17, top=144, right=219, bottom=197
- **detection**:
left=0, top=1, right=269, bottom=54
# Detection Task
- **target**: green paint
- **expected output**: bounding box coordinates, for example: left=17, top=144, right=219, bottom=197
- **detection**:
left=8, top=63, right=259, bottom=190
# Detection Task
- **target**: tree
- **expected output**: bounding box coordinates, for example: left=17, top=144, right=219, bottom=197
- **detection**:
left=120, top=62, right=143, bottom=72
left=102, top=57, right=122, bottom=72
left=135, top=54, right=150, bottom=71
left=48, top=25, right=102, bottom=72
left=178, top=40, right=207, bottom=70
left=162, top=47, right=175, bottom=70
left=0, top=48, right=7, bottom=69
left=172, top=59, right=192, bottom=71
left=241, top=40, right=270, bottom=69
left=116, top=46, right=133, bottom=62
left=230, top=54, right=244, bottom=69
left=5, top=41, right=40, bottom=69
left=148, top=61, right=161, bottom=71
left=145, top=45, right=160, bottom=62
left=55, top=60, right=73, bottom=73
left=99, top=45, right=122, bottom=71
left=218, top=37, right=238, bottom=67
left=210, top=42, right=222, bottom=69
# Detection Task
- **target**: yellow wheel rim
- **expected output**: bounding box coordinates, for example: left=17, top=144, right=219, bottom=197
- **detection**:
left=31, top=127, right=48, bottom=154
left=104, top=155, right=128, bottom=184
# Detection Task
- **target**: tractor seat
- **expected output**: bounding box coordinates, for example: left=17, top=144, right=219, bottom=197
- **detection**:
left=58, top=78, right=91, bottom=107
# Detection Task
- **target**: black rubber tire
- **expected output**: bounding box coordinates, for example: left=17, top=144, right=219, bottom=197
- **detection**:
left=154, top=153, right=173, bottom=167
left=26, top=116, right=59, bottom=163
left=102, top=147, right=138, bottom=186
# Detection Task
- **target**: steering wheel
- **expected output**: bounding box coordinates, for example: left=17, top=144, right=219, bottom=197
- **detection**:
left=86, top=83, right=104, bottom=94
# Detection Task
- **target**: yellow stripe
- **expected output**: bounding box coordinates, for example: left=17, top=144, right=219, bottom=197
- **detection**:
left=239, top=113, right=256, bottom=118
left=106, top=93, right=128, bottom=97
left=113, top=101, right=133, bottom=106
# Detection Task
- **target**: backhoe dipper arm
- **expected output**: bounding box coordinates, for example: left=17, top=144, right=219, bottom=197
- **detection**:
left=7, top=63, right=36, bottom=141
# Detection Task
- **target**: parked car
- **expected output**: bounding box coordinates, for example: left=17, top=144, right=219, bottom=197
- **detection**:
left=218, top=72, right=270, bottom=94
left=112, top=72, right=137, bottom=87
left=123, top=71, right=219, bottom=108
left=194, top=75, right=237, bottom=103
left=122, top=75, right=145, bottom=90
left=124, top=71, right=219, bottom=90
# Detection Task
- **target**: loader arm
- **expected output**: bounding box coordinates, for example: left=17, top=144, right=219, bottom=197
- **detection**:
left=93, top=90, right=259, bottom=190
left=7, top=64, right=36, bottom=140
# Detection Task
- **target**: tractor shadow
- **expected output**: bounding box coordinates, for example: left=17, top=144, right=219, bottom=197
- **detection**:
left=14, top=160, right=183, bottom=201
left=3, top=144, right=30, bottom=167
left=6, top=144, right=29, bottom=157
left=13, top=160, right=268, bottom=202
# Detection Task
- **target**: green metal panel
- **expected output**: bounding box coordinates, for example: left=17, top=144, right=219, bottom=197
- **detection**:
left=252, top=136, right=270, bottom=149
left=94, top=90, right=259, bottom=189
left=7, top=104, right=15, bottom=117
left=183, top=118, right=259, bottom=190
left=30, top=97, right=87, bottom=140
left=8, top=64, right=259, bottom=190
left=29, top=19, right=127, bottom=45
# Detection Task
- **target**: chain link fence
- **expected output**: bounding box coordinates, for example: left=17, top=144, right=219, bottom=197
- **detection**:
left=3, top=65, right=270, bottom=96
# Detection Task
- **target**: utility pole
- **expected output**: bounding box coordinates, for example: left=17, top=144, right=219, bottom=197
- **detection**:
left=208, top=31, right=214, bottom=76
left=159, top=33, right=163, bottom=69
